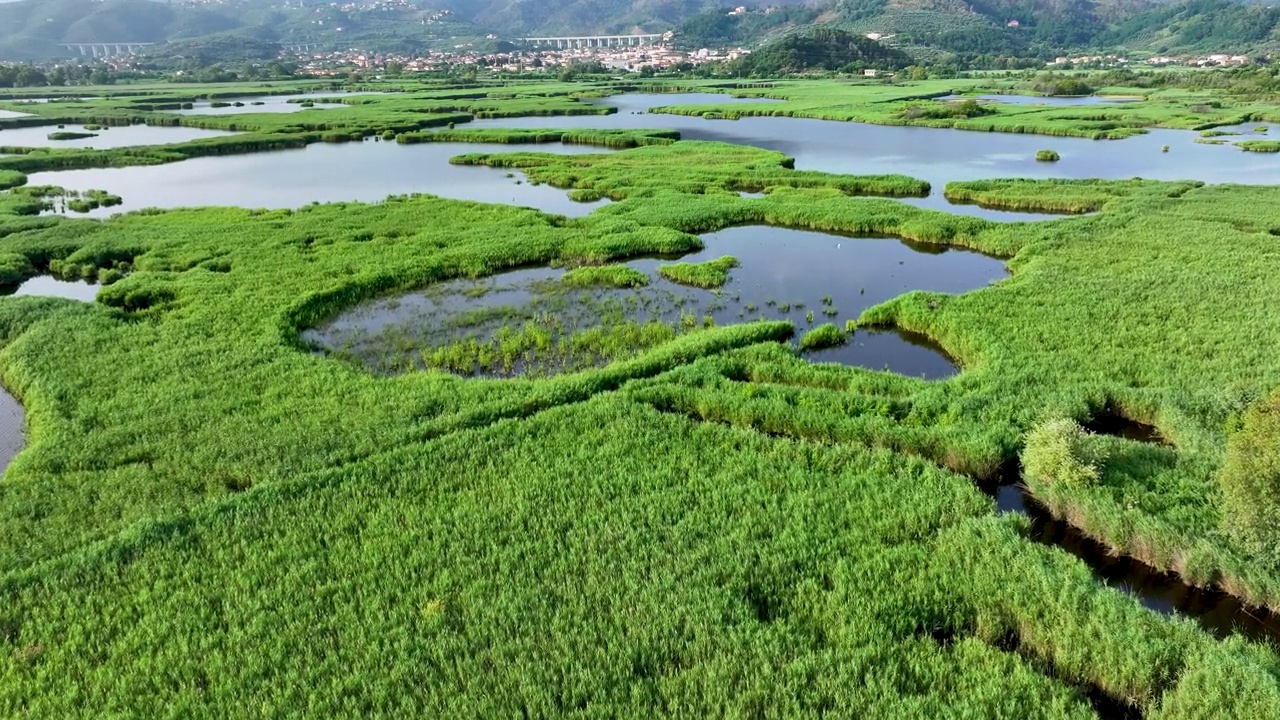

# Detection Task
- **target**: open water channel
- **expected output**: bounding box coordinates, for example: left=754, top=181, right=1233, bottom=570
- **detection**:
left=7, top=91, right=1280, bottom=648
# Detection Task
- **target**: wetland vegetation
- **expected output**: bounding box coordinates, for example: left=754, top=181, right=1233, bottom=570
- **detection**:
left=1, top=75, right=1280, bottom=717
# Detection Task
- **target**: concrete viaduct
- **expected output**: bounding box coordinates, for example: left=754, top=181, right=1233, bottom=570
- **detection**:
left=59, top=43, right=153, bottom=59
left=522, top=34, right=664, bottom=50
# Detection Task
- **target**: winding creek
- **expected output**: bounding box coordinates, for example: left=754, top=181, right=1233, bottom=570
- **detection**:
left=5, top=89, right=1280, bottom=652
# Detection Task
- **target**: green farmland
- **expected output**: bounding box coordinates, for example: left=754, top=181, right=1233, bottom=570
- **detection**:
left=0, top=75, right=1279, bottom=717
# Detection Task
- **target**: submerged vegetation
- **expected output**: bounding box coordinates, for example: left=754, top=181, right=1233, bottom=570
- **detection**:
left=2, top=76, right=1280, bottom=716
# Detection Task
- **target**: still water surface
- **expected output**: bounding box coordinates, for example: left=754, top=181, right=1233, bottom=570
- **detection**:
left=172, top=91, right=389, bottom=115
left=0, top=123, right=240, bottom=149
left=306, top=225, right=1007, bottom=379
left=30, top=140, right=613, bottom=218
left=35, top=92, right=1244, bottom=221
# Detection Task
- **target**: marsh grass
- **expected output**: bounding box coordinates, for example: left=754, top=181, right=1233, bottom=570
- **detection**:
left=560, top=265, right=649, bottom=288
left=0, top=92, right=1277, bottom=715
left=658, top=255, right=740, bottom=289
left=798, top=322, right=846, bottom=351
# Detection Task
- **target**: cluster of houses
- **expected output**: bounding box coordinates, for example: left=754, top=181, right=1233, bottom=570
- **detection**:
left=1048, top=53, right=1251, bottom=68
left=292, top=41, right=752, bottom=75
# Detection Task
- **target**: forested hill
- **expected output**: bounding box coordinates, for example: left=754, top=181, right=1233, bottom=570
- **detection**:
left=728, top=27, right=913, bottom=74
left=0, top=0, right=486, bottom=61
left=1, top=0, right=1278, bottom=62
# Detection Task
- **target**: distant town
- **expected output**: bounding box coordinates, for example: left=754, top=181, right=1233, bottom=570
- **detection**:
left=290, top=35, right=753, bottom=76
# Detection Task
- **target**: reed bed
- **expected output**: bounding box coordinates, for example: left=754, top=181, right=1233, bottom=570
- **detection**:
left=0, top=86, right=1276, bottom=716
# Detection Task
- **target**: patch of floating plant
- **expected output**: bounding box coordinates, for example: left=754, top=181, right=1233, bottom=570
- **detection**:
left=304, top=226, right=1007, bottom=379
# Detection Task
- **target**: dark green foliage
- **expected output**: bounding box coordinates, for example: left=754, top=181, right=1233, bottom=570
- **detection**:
left=1099, top=0, right=1280, bottom=54
left=673, top=6, right=823, bottom=48
left=901, top=99, right=996, bottom=120
left=1032, top=75, right=1095, bottom=97
left=728, top=28, right=914, bottom=76
left=45, top=131, right=97, bottom=141
left=1036, top=149, right=1061, bottom=162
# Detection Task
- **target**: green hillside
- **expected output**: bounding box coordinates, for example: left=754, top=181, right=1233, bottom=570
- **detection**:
left=728, top=27, right=914, bottom=74
left=1099, top=0, right=1280, bottom=53
left=0, top=0, right=1276, bottom=63
left=0, top=0, right=486, bottom=61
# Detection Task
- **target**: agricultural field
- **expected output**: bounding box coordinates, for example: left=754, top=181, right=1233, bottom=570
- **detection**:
left=0, top=75, right=1279, bottom=716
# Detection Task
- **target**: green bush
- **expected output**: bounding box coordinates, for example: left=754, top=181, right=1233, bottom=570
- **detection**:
left=1036, top=149, right=1061, bottom=162
left=1218, top=390, right=1280, bottom=556
left=1023, top=418, right=1107, bottom=488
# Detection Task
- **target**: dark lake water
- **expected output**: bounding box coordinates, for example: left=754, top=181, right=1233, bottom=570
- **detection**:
left=0, top=123, right=240, bottom=149
left=305, top=225, right=1007, bottom=379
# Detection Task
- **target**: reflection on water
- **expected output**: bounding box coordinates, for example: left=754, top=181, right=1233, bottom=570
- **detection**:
left=10, top=276, right=99, bottom=301
left=305, top=225, right=1007, bottom=379
left=172, top=91, right=389, bottom=115
left=0, top=389, right=22, bottom=474
left=0, top=123, right=239, bottom=149
left=467, top=93, right=1280, bottom=209
left=28, top=141, right=615, bottom=218
left=14, top=92, right=1270, bottom=224
left=984, top=476, right=1280, bottom=648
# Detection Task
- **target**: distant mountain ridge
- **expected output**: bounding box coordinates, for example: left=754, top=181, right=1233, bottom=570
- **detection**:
left=0, top=0, right=1275, bottom=62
